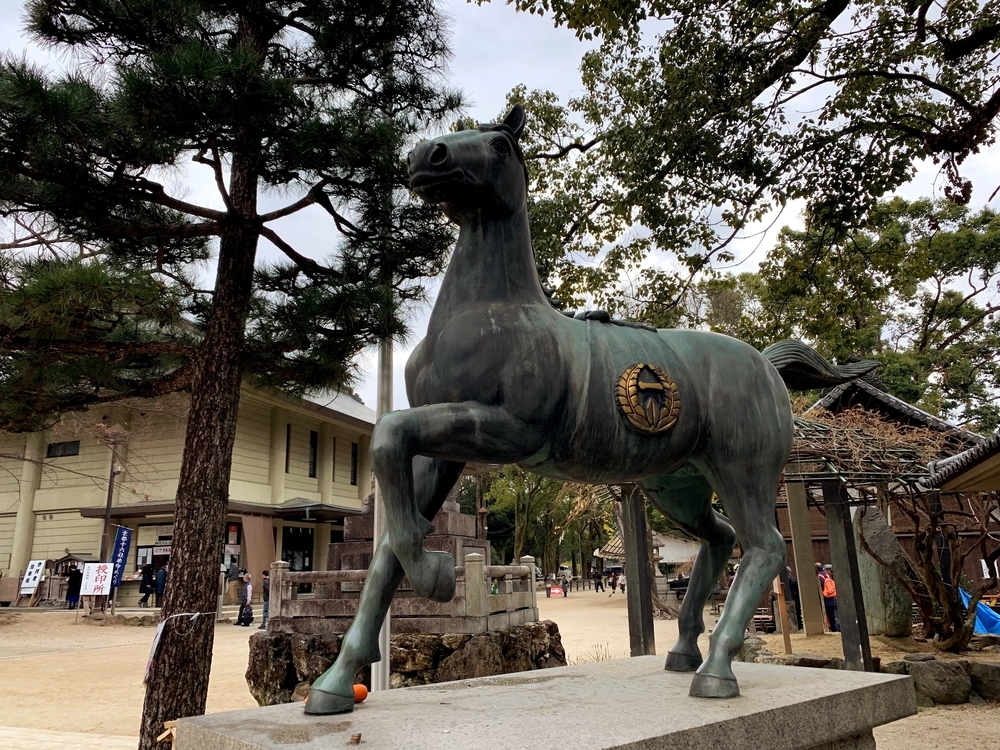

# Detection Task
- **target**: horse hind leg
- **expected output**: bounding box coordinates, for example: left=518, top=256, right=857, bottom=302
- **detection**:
left=641, top=471, right=736, bottom=673
left=691, top=460, right=786, bottom=699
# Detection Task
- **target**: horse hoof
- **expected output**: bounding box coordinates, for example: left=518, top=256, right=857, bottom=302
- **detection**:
left=412, top=551, right=456, bottom=602
left=664, top=650, right=702, bottom=672
left=689, top=673, right=740, bottom=699
left=304, top=688, right=355, bottom=715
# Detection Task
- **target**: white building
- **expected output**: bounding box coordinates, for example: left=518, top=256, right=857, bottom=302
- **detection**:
left=0, top=385, right=374, bottom=604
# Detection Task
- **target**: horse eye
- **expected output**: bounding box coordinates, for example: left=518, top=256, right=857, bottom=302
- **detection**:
left=491, top=138, right=511, bottom=156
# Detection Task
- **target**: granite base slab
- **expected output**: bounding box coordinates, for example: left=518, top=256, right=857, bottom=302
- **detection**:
left=176, top=656, right=916, bottom=750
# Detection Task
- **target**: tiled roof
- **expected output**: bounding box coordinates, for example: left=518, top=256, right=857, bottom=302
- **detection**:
left=806, top=379, right=982, bottom=446
left=925, top=433, right=1000, bottom=488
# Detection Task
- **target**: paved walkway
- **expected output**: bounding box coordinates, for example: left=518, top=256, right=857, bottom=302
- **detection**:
left=0, top=726, right=136, bottom=749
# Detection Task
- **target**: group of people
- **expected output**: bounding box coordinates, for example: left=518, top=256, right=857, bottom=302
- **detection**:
left=589, top=568, right=626, bottom=595
left=227, top=557, right=270, bottom=629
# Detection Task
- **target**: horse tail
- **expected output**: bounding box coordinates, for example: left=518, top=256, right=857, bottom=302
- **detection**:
left=761, top=339, right=877, bottom=391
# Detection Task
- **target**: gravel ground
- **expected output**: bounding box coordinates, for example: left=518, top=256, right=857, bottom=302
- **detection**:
left=0, top=593, right=994, bottom=748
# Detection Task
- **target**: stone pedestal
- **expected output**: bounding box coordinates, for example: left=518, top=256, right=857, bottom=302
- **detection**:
left=178, top=657, right=915, bottom=750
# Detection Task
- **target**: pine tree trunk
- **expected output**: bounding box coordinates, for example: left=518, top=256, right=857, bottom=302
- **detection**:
left=138, top=129, right=261, bottom=748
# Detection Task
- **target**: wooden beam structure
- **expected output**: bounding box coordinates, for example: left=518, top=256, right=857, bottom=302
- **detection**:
left=822, top=480, right=873, bottom=672
left=621, top=486, right=655, bottom=657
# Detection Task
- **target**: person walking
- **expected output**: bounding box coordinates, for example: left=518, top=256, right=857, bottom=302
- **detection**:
left=258, top=569, right=270, bottom=629
left=785, top=566, right=802, bottom=630
left=137, top=563, right=154, bottom=608
left=594, top=569, right=604, bottom=593
left=155, top=563, right=168, bottom=608
left=619, top=571, right=627, bottom=595
left=236, top=572, right=254, bottom=626
left=226, top=556, right=241, bottom=606
left=65, top=564, right=83, bottom=610
left=560, top=574, right=569, bottom=597
left=608, top=571, right=618, bottom=596
left=820, top=564, right=839, bottom=632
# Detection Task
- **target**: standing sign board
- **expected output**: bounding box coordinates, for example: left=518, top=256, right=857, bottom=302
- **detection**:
left=81, top=562, right=113, bottom=596
left=19, top=559, right=46, bottom=595
left=111, top=526, right=133, bottom=588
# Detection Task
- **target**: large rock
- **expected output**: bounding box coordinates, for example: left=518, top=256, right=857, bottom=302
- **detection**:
left=435, top=632, right=505, bottom=682
left=965, top=661, right=1000, bottom=701
left=390, top=633, right=442, bottom=674
left=784, top=654, right=831, bottom=668
left=247, top=621, right=567, bottom=705
left=736, top=634, right=766, bottom=663
left=525, top=620, right=566, bottom=668
left=856, top=507, right=913, bottom=637
left=908, top=660, right=971, bottom=705
left=246, top=632, right=298, bottom=706
left=880, top=661, right=909, bottom=676
left=290, top=633, right=340, bottom=682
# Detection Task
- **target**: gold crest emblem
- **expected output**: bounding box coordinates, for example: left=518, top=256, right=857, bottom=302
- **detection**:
left=616, top=363, right=680, bottom=435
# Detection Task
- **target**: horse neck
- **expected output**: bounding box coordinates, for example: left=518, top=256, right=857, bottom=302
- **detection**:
left=432, top=204, right=547, bottom=316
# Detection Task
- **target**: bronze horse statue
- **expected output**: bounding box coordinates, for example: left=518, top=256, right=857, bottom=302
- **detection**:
left=304, top=105, right=874, bottom=713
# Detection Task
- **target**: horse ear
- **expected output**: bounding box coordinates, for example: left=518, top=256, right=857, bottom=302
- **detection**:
left=455, top=120, right=467, bottom=132
left=502, top=104, right=526, bottom=140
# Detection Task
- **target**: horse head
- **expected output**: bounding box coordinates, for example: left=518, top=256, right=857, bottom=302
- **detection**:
left=408, top=104, right=527, bottom=221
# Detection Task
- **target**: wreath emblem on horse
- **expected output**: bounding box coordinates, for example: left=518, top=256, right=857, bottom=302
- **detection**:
left=615, top=363, right=681, bottom=435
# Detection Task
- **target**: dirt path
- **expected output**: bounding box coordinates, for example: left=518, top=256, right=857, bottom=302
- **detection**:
left=1, top=597, right=996, bottom=748
left=0, top=610, right=257, bottom=737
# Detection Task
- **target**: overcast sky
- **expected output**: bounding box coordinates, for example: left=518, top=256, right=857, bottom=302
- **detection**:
left=1, top=1, right=996, bottom=411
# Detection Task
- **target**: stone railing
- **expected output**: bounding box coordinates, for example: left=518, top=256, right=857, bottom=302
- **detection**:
left=268, top=553, right=537, bottom=635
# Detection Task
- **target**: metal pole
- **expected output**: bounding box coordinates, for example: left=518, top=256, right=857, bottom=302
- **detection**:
left=371, top=338, right=393, bottom=692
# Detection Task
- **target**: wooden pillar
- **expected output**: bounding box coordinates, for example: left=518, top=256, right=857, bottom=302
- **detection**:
left=822, top=480, right=873, bottom=672
left=318, top=423, right=334, bottom=505
left=621, top=486, right=655, bottom=657
left=269, top=408, right=287, bottom=504
left=785, top=480, right=825, bottom=636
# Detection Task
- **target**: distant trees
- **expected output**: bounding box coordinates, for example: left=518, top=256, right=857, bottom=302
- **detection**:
left=686, top=199, right=1000, bottom=430
left=489, top=1, right=1000, bottom=318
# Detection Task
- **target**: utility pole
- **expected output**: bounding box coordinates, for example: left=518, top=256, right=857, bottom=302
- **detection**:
left=371, top=339, right=392, bottom=692
left=99, top=423, right=129, bottom=614
left=99, top=424, right=129, bottom=561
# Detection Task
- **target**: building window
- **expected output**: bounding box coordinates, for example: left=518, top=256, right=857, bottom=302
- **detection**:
left=46, top=441, right=80, bottom=458
left=284, top=424, right=291, bottom=473
left=350, top=442, right=358, bottom=486
left=309, top=430, right=318, bottom=478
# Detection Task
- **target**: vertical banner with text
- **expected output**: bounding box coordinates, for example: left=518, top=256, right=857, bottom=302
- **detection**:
left=111, top=526, right=133, bottom=588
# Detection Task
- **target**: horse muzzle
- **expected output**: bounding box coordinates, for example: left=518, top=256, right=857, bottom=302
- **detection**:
left=409, top=168, right=466, bottom=202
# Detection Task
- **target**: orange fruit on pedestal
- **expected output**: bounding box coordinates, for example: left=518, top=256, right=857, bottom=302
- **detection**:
left=353, top=684, right=368, bottom=703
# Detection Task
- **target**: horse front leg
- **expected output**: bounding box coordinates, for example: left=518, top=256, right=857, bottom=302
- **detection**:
left=305, top=458, right=463, bottom=715
left=370, top=403, right=541, bottom=601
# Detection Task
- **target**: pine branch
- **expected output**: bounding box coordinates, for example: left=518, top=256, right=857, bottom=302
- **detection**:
left=259, top=226, right=342, bottom=279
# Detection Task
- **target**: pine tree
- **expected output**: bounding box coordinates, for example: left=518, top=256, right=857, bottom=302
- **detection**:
left=0, top=3, right=459, bottom=747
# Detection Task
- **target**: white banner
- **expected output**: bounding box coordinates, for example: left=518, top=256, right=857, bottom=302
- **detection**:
left=19, top=560, right=45, bottom=595
left=81, top=562, right=113, bottom=596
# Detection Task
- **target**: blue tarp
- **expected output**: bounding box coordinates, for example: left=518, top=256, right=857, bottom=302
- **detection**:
left=959, top=589, right=1000, bottom=636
